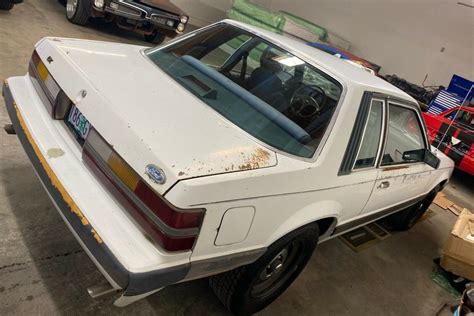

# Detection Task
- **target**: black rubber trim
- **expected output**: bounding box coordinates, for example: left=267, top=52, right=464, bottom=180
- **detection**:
left=338, top=91, right=373, bottom=175
left=3, top=82, right=189, bottom=296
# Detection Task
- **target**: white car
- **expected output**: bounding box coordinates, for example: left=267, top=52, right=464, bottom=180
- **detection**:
left=3, top=19, right=453, bottom=315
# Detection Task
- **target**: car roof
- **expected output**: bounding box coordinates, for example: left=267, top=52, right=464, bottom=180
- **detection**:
left=223, top=19, right=416, bottom=103
left=307, top=42, right=351, bottom=59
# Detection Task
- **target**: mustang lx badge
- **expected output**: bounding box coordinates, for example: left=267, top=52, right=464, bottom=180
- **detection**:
left=145, top=164, right=166, bottom=184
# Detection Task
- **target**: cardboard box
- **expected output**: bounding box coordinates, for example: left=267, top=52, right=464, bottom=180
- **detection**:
left=441, top=209, right=474, bottom=281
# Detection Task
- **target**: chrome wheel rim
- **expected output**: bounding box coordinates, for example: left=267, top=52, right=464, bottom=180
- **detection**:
left=66, top=0, right=78, bottom=19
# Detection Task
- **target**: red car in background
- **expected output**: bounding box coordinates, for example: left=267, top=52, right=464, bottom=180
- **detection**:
left=423, top=107, right=474, bottom=175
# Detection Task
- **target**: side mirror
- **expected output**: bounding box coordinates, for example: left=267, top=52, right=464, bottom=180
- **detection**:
left=424, top=149, right=440, bottom=169
left=402, top=149, right=440, bottom=169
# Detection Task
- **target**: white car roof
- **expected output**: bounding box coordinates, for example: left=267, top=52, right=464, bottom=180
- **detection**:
left=223, top=19, right=416, bottom=103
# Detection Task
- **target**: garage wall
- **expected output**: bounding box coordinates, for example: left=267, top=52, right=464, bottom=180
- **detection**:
left=252, top=0, right=474, bottom=87
left=173, top=0, right=231, bottom=27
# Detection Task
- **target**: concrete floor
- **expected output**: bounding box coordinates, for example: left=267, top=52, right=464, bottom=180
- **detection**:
left=1, top=1, right=473, bottom=315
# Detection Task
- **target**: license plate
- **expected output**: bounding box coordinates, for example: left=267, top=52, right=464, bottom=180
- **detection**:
left=67, top=105, right=91, bottom=141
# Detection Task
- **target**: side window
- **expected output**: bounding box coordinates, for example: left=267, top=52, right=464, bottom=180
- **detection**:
left=354, top=100, right=384, bottom=169
left=381, top=103, right=426, bottom=165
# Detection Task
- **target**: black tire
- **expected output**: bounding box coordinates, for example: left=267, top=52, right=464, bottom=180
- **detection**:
left=144, top=31, right=166, bottom=45
left=0, top=0, right=14, bottom=10
left=387, top=187, right=440, bottom=231
left=65, top=0, right=90, bottom=26
left=210, top=223, right=319, bottom=315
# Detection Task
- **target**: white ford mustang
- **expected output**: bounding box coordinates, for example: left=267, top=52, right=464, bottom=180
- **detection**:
left=3, top=19, right=453, bottom=315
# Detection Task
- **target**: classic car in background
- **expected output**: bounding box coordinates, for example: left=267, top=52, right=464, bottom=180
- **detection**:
left=0, top=0, right=22, bottom=10
left=64, top=0, right=189, bottom=44
left=424, top=106, right=474, bottom=175
left=307, top=42, right=379, bottom=75
left=3, top=20, right=453, bottom=314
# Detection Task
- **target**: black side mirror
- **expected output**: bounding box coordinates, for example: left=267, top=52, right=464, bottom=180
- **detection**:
left=424, top=149, right=440, bottom=169
left=402, top=149, right=440, bottom=169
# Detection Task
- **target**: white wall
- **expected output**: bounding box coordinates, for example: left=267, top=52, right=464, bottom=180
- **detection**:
left=175, top=0, right=473, bottom=86
left=253, top=0, right=474, bottom=86
left=173, top=0, right=231, bottom=27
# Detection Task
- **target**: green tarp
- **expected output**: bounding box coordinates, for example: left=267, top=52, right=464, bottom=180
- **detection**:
left=229, top=0, right=284, bottom=32
left=228, top=0, right=328, bottom=41
left=279, top=11, right=328, bottom=42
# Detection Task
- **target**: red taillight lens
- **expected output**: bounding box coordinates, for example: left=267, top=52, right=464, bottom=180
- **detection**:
left=134, top=181, right=203, bottom=229
left=83, top=129, right=205, bottom=252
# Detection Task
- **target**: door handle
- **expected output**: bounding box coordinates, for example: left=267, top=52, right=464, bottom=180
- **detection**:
left=378, top=181, right=390, bottom=189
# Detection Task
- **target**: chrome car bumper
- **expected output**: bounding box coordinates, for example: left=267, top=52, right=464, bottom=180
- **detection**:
left=101, top=0, right=184, bottom=32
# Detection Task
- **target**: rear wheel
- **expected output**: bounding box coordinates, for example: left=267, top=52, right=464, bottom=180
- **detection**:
left=388, top=187, right=439, bottom=230
left=210, top=224, right=319, bottom=315
left=144, top=30, right=166, bottom=45
left=0, top=0, right=14, bottom=10
left=66, top=0, right=90, bottom=25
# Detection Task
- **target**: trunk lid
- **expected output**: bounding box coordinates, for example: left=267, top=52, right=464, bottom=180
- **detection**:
left=36, top=38, right=277, bottom=194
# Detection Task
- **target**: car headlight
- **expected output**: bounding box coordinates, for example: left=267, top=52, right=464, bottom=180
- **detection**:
left=180, top=15, right=188, bottom=24
left=94, top=0, right=104, bottom=9
left=177, top=23, right=185, bottom=32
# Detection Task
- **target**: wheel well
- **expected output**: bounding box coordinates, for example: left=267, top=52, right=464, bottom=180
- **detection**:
left=316, top=217, right=336, bottom=236
left=439, top=179, right=448, bottom=190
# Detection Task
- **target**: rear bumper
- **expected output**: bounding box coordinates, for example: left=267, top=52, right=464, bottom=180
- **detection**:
left=2, top=78, right=189, bottom=296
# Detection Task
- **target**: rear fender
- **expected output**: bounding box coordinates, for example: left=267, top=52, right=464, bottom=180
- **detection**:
left=267, top=200, right=341, bottom=246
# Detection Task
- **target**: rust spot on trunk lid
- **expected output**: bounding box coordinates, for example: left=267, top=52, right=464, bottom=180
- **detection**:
left=238, top=148, right=271, bottom=171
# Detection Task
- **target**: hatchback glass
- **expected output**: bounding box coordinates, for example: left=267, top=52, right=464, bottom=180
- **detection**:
left=146, top=24, right=343, bottom=158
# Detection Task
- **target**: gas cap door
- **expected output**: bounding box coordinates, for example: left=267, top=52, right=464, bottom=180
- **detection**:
left=215, top=207, right=255, bottom=246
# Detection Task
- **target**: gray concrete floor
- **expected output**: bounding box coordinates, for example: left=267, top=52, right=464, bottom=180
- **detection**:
left=1, top=1, right=473, bottom=315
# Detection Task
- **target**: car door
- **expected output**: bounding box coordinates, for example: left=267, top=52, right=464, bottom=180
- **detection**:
left=334, top=94, right=386, bottom=227
left=362, top=99, right=432, bottom=215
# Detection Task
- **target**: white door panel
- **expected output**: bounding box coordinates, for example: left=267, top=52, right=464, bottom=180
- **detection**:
left=364, top=164, right=431, bottom=213
left=364, top=101, right=433, bottom=214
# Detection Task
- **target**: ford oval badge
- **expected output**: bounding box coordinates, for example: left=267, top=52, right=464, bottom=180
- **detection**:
left=145, top=164, right=166, bottom=184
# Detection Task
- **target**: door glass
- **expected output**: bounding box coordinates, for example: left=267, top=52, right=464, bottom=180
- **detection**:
left=354, top=100, right=384, bottom=169
left=381, top=104, right=426, bottom=165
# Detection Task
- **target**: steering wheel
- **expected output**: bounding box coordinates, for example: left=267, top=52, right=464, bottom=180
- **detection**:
left=289, top=85, right=326, bottom=118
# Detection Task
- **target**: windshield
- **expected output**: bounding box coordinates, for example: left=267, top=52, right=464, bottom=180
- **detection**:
left=446, top=109, right=474, bottom=131
left=145, top=24, right=343, bottom=158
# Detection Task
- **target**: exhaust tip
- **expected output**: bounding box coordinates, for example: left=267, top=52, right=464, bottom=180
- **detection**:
left=87, top=283, right=118, bottom=299
left=4, top=124, right=15, bottom=135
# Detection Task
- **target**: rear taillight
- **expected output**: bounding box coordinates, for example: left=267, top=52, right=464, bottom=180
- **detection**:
left=83, top=129, right=205, bottom=252
left=29, top=50, right=71, bottom=120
